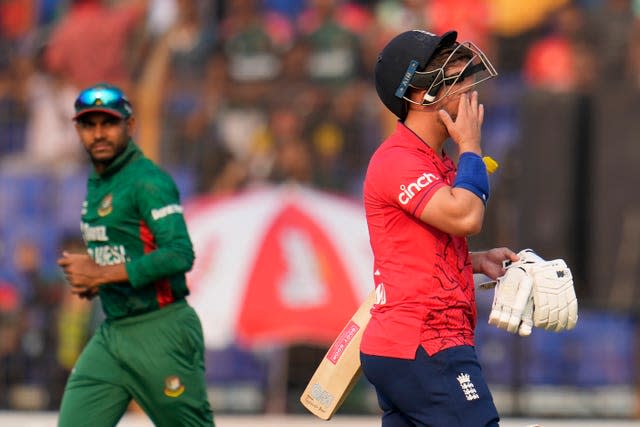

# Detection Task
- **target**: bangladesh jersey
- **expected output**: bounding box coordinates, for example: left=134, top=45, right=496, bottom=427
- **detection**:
left=80, top=141, right=194, bottom=320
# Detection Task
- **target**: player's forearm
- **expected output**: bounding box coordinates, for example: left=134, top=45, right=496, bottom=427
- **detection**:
left=125, top=243, right=194, bottom=288
left=470, top=251, right=485, bottom=274
left=449, top=187, right=485, bottom=234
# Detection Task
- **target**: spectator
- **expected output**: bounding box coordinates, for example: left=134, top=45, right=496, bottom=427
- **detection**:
left=489, top=0, right=569, bottom=73
left=45, top=0, right=149, bottom=93
left=523, top=2, right=595, bottom=93
left=307, top=81, right=373, bottom=194
left=588, top=0, right=637, bottom=83
left=297, top=0, right=369, bottom=88
left=215, top=0, right=294, bottom=169
left=0, top=235, right=67, bottom=410
left=255, top=102, right=314, bottom=185
left=135, top=0, right=217, bottom=167
left=0, top=61, right=28, bottom=160
left=428, top=0, right=492, bottom=49
left=220, top=0, right=293, bottom=84
left=0, top=0, right=37, bottom=44
left=0, top=280, right=23, bottom=409
left=12, top=39, right=84, bottom=173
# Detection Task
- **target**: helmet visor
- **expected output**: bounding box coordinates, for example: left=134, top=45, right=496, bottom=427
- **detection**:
left=406, top=41, right=498, bottom=106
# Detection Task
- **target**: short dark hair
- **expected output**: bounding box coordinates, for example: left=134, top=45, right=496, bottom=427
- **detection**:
left=75, top=113, right=125, bottom=125
left=425, top=43, right=473, bottom=73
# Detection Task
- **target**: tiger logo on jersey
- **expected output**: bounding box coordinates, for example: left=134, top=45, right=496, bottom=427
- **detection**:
left=164, top=375, right=185, bottom=397
left=97, top=194, right=113, bottom=217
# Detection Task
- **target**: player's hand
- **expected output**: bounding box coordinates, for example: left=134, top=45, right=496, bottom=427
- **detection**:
left=57, top=251, right=101, bottom=294
left=472, top=248, right=520, bottom=280
left=438, top=91, right=484, bottom=154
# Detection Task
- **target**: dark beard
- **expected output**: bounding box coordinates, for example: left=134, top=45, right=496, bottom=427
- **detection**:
left=89, top=140, right=128, bottom=169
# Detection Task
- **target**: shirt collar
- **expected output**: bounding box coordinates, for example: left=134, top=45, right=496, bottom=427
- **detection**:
left=393, top=121, right=453, bottom=169
left=395, top=121, right=440, bottom=154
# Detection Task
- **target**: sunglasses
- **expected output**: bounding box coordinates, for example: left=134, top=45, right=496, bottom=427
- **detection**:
left=74, top=85, right=131, bottom=113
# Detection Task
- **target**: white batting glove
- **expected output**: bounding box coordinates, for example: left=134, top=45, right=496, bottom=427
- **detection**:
left=487, top=249, right=578, bottom=335
left=528, top=259, right=578, bottom=332
left=488, top=249, right=542, bottom=336
left=517, top=293, right=534, bottom=336
left=488, top=264, right=533, bottom=334
left=515, top=249, right=544, bottom=336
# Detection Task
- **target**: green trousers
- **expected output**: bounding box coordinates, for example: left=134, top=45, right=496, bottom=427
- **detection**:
left=58, top=300, right=214, bottom=427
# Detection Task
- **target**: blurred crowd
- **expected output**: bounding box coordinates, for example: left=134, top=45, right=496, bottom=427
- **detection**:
left=1, top=0, right=639, bottom=413
left=3, top=0, right=640, bottom=192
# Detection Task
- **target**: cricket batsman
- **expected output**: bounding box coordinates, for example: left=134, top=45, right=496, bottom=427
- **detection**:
left=359, top=29, right=577, bottom=427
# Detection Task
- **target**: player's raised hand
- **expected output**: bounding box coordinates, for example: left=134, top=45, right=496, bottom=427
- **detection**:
left=438, top=91, right=484, bottom=154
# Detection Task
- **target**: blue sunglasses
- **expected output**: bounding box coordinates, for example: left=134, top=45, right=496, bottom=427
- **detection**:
left=74, top=84, right=132, bottom=118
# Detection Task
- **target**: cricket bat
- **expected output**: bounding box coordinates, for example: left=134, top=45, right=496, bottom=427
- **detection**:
left=300, top=289, right=377, bottom=420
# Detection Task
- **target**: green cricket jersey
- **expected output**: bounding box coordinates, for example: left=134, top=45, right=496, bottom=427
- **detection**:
left=80, top=141, right=194, bottom=320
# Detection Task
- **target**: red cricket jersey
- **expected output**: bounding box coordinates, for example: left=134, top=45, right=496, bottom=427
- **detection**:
left=361, top=122, right=476, bottom=359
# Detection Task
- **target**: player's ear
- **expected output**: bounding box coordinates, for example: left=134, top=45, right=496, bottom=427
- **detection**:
left=125, top=116, right=136, bottom=134
left=406, top=88, right=425, bottom=110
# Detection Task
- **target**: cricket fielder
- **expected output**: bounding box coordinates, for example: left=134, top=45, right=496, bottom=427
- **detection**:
left=57, top=83, right=214, bottom=426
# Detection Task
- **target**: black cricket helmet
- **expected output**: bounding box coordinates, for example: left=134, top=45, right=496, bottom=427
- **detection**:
left=374, top=30, right=497, bottom=120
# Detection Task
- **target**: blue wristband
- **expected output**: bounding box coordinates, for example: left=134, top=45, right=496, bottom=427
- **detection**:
left=453, top=152, right=490, bottom=204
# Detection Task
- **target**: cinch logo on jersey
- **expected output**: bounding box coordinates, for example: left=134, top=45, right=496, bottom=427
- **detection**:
left=89, top=245, right=128, bottom=266
left=81, top=223, right=108, bottom=242
left=398, top=172, right=438, bottom=205
left=151, top=204, right=183, bottom=221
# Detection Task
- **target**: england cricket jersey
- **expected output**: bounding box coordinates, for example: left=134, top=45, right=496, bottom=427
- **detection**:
left=361, top=122, right=475, bottom=359
left=81, top=142, right=194, bottom=319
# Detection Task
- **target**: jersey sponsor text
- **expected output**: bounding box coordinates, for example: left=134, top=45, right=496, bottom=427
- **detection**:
left=81, top=223, right=108, bottom=242
left=151, top=204, right=183, bottom=221
left=89, top=245, right=128, bottom=266
left=398, top=172, right=438, bottom=205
